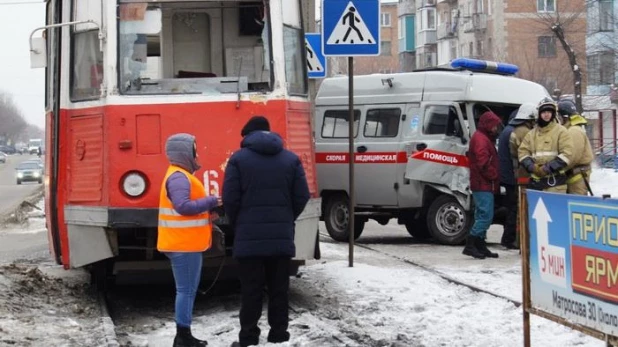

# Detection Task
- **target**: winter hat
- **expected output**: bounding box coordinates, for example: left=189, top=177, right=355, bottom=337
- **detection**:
left=241, top=116, right=270, bottom=137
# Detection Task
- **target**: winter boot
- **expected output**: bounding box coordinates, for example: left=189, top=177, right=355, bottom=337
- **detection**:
left=476, top=238, right=499, bottom=258
left=462, top=236, right=486, bottom=259
left=173, top=326, right=208, bottom=347
left=267, top=330, right=290, bottom=343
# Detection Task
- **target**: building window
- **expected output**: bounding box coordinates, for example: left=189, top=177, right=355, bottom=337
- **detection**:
left=381, top=41, right=392, bottom=56
left=381, top=13, right=391, bottom=27
left=469, top=42, right=473, bottom=57
left=398, top=17, right=405, bottom=39
left=419, top=8, right=436, bottom=30
left=477, top=41, right=483, bottom=57
left=599, top=0, right=614, bottom=32
left=450, top=40, right=457, bottom=59
left=537, top=0, right=555, bottom=12
left=587, top=52, right=615, bottom=85
left=476, top=0, right=484, bottom=13
left=538, top=36, right=556, bottom=57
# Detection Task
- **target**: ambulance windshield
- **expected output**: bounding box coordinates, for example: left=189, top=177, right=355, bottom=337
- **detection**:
left=118, top=1, right=272, bottom=95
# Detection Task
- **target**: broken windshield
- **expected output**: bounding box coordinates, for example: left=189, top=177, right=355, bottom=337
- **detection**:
left=118, top=1, right=272, bottom=95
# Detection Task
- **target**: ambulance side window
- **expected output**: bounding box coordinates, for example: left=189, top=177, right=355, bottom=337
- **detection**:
left=364, top=108, right=401, bottom=137
left=423, top=105, right=461, bottom=136
left=321, top=110, right=361, bottom=138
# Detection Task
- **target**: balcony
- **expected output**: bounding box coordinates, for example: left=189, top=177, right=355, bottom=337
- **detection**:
left=415, top=0, right=436, bottom=9
left=437, top=0, right=457, bottom=3
left=417, top=29, right=437, bottom=46
left=437, top=22, right=458, bottom=40
left=418, top=52, right=437, bottom=68
left=398, top=0, right=415, bottom=16
left=463, top=13, right=487, bottom=33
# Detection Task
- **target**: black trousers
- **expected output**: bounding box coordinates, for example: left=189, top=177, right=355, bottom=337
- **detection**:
left=238, top=257, right=291, bottom=346
left=502, top=184, right=518, bottom=245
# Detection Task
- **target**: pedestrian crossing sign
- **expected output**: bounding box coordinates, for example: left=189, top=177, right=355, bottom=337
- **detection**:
left=305, top=33, right=327, bottom=79
left=322, top=0, right=380, bottom=56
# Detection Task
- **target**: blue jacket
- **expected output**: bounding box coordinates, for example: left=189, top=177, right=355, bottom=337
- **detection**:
left=497, top=111, right=518, bottom=186
left=222, top=131, right=310, bottom=258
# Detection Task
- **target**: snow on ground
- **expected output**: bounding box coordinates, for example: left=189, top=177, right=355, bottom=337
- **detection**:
left=589, top=167, right=618, bottom=198
left=0, top=198, right=109, bottom=347
left=0, top=198, right=46, bottom=235
left=115, top=240, right=602, bottom=347
left=0, top=170, right=616, bottom=347
left=0, top=262, right=108, bottom=347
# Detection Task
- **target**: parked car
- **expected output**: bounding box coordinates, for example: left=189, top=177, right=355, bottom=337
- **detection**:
left=0, top=145, right=16, bottom=155
left=0, top=152, right=6, bottom=164
left=15, top=161, right=43, bottom=184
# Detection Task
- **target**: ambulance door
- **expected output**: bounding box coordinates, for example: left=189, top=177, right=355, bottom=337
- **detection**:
left=314, top=108, right=361, bottom=195
left=405, top=102, right=470, bottom=195
left=355, top=106, right=404, bottom=207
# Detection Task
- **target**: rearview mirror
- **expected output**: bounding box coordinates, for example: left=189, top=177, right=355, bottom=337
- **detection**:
left=30, top=37, right=47, bottom=69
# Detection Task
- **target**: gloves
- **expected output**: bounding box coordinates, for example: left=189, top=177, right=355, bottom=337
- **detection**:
left=521, top=157, right=536, bottom=174
left=533, top=164, right=548, bottom=178
left=545, top=157, right=568, bottom=174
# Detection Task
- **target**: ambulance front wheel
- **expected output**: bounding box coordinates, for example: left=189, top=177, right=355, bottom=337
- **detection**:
left=324, top=194, right=365, bottom=242
left=427, top=195, right=472, bottom=245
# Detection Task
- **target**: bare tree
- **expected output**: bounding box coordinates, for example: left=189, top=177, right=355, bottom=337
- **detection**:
left=0, top=92, right=28, bottom=145
left=504, top=1, right=587, bottom=112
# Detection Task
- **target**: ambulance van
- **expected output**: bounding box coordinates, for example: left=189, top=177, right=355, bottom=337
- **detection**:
left=314, top=59, right=550, bottom=245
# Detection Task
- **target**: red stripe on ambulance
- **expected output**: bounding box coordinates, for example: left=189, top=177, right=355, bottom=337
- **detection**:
left=410, top=149, right=469, bottom=167
left=315, top=152, right=408, bottom=164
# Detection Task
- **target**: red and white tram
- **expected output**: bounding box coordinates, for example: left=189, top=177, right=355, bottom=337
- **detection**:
left=30, top=0, right=320, bottom=282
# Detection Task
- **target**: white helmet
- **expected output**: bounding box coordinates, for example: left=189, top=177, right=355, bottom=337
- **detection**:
left=509, top=103, right=536, bottom=125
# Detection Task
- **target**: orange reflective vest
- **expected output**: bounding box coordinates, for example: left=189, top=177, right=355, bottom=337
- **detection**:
left=157, top=166, right=212, bottom=252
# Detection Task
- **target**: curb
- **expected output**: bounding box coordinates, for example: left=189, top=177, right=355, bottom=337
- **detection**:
left=98, top=292, right=120, bottom=347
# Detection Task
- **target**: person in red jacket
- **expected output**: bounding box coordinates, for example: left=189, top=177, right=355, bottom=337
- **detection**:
left=463, top=111, right=502, bottom=259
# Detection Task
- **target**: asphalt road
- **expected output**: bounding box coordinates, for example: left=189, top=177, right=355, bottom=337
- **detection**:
left=0, top=154, right=43, bottom=216
left=0, top=154, right=48, bottom=264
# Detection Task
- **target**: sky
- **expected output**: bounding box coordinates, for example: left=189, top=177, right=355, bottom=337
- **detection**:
left=0, top=0, right=46, bottom=128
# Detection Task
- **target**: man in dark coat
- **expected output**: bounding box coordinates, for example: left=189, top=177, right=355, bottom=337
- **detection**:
left=223, top=116, right=310, bottom=347
left=463, top=111, right=502, bottom=260
left=497, top=110, right=519, bottom=249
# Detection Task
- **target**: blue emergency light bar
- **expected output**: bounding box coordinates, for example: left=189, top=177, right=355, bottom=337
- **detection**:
left=450, top=58, right=519, bottom=75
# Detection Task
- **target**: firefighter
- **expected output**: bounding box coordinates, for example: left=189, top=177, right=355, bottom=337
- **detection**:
left=497, top=103, right=536, bottom=249
left=557, top=99, right=595, bottom=195
left=518, top=98, right=574, bottom=193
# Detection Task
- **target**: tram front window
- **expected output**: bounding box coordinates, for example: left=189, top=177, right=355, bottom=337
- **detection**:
left=118, top=1, right=272, bottom=95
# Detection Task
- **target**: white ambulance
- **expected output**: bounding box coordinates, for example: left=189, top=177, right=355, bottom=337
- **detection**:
left=314, top=59, right=550, bottom=245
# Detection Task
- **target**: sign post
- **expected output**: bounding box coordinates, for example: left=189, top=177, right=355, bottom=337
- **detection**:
left=322, top=0, right=380, bottom=267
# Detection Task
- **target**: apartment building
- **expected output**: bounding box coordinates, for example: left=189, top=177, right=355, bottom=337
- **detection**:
left=398, top=0, right=587, bottom=95
left=587, top=0, right=617, bottom=96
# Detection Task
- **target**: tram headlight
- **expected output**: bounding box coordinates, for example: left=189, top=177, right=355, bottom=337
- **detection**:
left=122, top=172, right=147, bottom=197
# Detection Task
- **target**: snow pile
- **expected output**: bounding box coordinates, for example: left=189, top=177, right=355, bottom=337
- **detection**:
left=0, top=262, right=108, bottom=347
left=590, top=167, right=618, bottom=198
